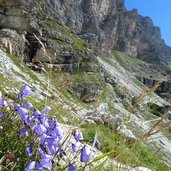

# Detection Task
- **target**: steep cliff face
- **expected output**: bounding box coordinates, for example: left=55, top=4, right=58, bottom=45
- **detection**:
left=52, top=0, right=171, bottom=63
left=0, top=0, right=170, bottom=65
left=112, top=10, right=171, bottom=62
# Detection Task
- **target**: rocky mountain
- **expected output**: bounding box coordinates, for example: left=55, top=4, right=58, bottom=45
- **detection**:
left=1, top=0, right=171, bottom=63
left=0, top=0, right=171, bottom=170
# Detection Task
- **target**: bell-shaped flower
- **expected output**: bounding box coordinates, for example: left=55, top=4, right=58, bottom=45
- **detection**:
left=22, top=85, right=32, bottom=96
left=44, top=106, right=51, bottom=113
left=46, top=136, right=58, bottom=146
left=39, top=153, right=52, bottom=170
left=17, top=107, right=28, bottom=122
left=54, top=126, right=63, bottom=140
left=48, top=144, right=58, bottom=155
left=24, top=161, right=36, bottom=171
left=20, top=128, right=28, bottom=137
left=40, top=133, right=47, bottom=145
left=59, top=149, right=66, bottom=158
left=18, top=93, right=24, bottom=101
left=13, top=102, right=20, bottom=110
left=0, top=112, right=4, bottom=118
left=39, top=113, right=48, bottom=123
left=49, top=118, right=59, bottom=128
left=95, top=140, right=102, bottom=149
left=26, top=102, right=33, bottom=109
left=80, top=145, right=92, bottom=162
left=75, top=131, right=83, bottom=142
left=91, top=138, right=102, bottom=150
left=26, top=145, right=33, bottom=157
left=34, top=123, right=47, bottom=136
left=0, top=99, right=8, bottom=108
left=36, top=163, right=43, bottom=170
left=33, top=109, right=41, bottom=118
left=40, top=158, right=52, bottom=170
left=25, top=115, right=34, bottom=126
left=68, top=163, right=77, bottom=171
left=38, top=147, right=45, bottom=157
left=72, top=143, right=78, bottom=153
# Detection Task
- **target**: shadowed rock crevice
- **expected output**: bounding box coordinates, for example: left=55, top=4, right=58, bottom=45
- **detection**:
left=24, top=34, right=39, bottom=63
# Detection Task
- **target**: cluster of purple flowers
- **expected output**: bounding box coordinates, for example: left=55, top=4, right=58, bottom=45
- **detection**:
left=0, top=85, right=96, bottom=171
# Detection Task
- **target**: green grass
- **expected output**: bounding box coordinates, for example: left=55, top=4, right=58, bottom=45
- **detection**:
left=43, top=18, right=87, bottom=52
left=44, top=70, right=95, bottom=110
left=6, top=53, right=46, bottom=89
left=82, top=124, right=171, bottom=171
left=112, top=50, right=163, bottom=79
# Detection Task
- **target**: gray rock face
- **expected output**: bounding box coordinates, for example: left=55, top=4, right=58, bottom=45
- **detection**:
left=69, top=82, right=101, bottom=103
left=49, top=0, right=171, bottom=63
left=0, top=29, right=26, bottom=58
left=0, top=0, right=171, bottom=66
left=112, top=10, right=171, bottom=63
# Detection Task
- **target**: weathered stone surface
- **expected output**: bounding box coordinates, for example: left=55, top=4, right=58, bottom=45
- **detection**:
left=100, top=114, right=123, bottom=130
left=0, top=29, right=26, bottom=58
left=118, top=125, right=137, bottom=141
left=80, top=63, right=98, bottom=72
left=0, top=0, right=171, bottom=71
left=135, top=167, right=152, bottom=171
left=69, top=83, right=101, bottom=103
left=105, top=76, right=117, bottom=85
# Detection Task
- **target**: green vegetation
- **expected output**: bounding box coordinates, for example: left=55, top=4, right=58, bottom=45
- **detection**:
left=112, top=50, right=163, bottom=79
left=7, top=53, right=46, bottom=89
left=43, top=18, right=87, bottom=51
left=82, top=124, right=170, bottom=171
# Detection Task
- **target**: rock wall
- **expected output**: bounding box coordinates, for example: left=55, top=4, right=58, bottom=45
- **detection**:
left=51, top=0, right=171, bottom=63
left=0, top=0, right=171, bottom=66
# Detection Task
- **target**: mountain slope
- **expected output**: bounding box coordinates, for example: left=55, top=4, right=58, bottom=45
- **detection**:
left=0, top=0, right=171, bottom=170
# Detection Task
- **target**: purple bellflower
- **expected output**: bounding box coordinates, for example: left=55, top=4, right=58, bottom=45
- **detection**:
left=33, top=109, right=41, bottom=118
left=38, top=148, right=53, bottom=169
left=36, top=163, right=43, bottom=170
left=26, top=145, right=33, bottom=157
left=22, top=85, right=32, bottom=96
left=54, top=126, right=63, bottom=140
left=33, top=123, right=47, bottom=136
left=17, top=107, right=29, bottom=122
left=20, top=128, right=28, bottom=137
left=40, top=158, right=52, bottom=170
left=13, top=102, right=20, bottom=110
left=44, top=106, right=51, bottom=113
left=25, top=102, right=33, bottom=109
left=39, top=113, right=48, bottom=123
left=24, top=161, right=36, bottom=171
left=59, top=149, right=66, bottom=158
left=75, top=131, right=83, bottom=142
left=18, top=93, right=24, bottom=101
left=72, top=143, right=78, bottom=153
left=0, top=113, right=4, bottom=118
left=49, top=118, right=59, bottom=128
left=0, top=99, right=8, bottom=108
left=80, top=145, right=92, bottom=162
left=68, top=163, right=78, bottom=171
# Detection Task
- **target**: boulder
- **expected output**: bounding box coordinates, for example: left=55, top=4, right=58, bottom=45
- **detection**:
left=118, top=125, right=137, bottom=141
left=69, top=83, right=101, bottom=103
